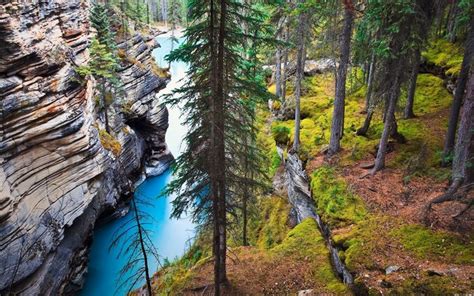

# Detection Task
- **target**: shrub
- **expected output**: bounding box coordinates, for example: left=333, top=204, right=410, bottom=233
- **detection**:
left=98, top=129, right=122, bottom=156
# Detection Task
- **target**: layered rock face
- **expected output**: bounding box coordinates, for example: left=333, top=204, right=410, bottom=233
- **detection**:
left=0, top=1, right=171, bottom=294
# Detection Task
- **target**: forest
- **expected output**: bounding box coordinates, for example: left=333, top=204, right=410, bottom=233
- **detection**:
left=0, top=0, right=473, bottom=295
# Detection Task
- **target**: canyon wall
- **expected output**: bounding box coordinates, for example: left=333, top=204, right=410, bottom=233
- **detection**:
left=0, top=1, right=171, bottom=294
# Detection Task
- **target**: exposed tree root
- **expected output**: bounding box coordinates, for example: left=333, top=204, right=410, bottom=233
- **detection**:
left=424, top=180, right=473, bottom=224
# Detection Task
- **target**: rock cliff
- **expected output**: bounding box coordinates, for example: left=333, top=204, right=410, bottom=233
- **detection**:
left=0, top=1, right=172, bottom=294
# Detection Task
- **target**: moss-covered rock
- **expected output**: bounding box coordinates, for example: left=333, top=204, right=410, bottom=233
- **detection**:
left=422, top=39, right=463, bottom=77
left=251, top=196, right=291, bottom=249
left=271, top=125, right=291, bottom=145
left=98, top=129, right=122, bottom=156
left=310, top=166, right=367, bottom=228
left=272, top=218, right=350, bottom=295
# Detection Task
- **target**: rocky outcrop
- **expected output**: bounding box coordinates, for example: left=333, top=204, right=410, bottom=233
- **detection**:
left=0, top=1, right=171, bottom=294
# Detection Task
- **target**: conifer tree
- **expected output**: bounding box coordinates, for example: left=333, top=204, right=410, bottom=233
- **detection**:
left=164, top=0, right=269, bottom=294
left=327, top=0, right=354, bottom=156
left=90, top=3, right=117, bottom=52
left=84, top=2, right=120, bottom=133
left=76, top=38, right=118, bottom=133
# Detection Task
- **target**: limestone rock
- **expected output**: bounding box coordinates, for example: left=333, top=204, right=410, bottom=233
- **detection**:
left=0, top=1, right=171, bottom=294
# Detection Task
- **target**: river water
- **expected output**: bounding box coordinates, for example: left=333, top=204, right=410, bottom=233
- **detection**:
left=79, top=34, right=193, bottom=296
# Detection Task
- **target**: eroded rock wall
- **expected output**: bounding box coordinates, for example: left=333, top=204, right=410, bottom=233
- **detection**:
left=0, top=1, right=171, bottom=294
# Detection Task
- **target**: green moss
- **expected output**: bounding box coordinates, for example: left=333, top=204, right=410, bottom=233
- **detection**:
left=310, top=166, right=367, bottom=228
left=257, top=109, right=280, bottom=177
left=98, top=129, right=122, bottom=156
left=422, top=39, right=463, bottom=77
left=391, top=224, right=474, bottom=265
left=271, top=124, right=291, bottom=145
left=399, top=74, right=452, bottom=116
left=390, top=275, right=462, bottom=295
left=272, top=218, right=350, bottom=295
left=152, top=244, right=209, bottom=295
left=250, top=196, right=291, bottom=249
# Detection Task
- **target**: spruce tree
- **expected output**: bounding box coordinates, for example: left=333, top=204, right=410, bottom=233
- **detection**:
left=76, top=38, right=118, bottom=133
left=164, top=0, right=269, bottom=293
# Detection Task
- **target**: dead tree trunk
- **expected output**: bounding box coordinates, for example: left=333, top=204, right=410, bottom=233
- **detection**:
left=328, top=1, right=354, bottom=156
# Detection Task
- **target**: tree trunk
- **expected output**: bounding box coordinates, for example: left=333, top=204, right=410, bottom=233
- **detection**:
left=356, top=107, right=374, bottom=136
left=442, top=15, right=474, bottom=165
left=146, top=1, right=150, bottom=24
left=372, top=64, right=402, bottom=174
left=404, top=49, right=420, bottom=119
left=364, top=52, right=376, bottom=113
left=275, top=48, right=282, bottom=98
left=452, top=66, right=474, bottom=184
left=101, top=81, right=110, bottom=133
left=214, top=0, right=227, bottom=293
left=242, top=187, right=248, bottom=246
left=446, top=2, right=459, bottom=42
left=328, top=2, right=354, bottom=156
left=281, top=20, right=290, bottom=102
left=293, top=4, right=307, bottom=153
left=132, top=198, right=152, bottom=296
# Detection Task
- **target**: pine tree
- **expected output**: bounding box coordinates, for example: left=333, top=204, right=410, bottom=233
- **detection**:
left=76, top=38, right=118, bottom=133
left=90, top=3, right=117, bottom=52
left=442, top=3, right=474, bottom=165
left=164, top=0, right=269, bottom=294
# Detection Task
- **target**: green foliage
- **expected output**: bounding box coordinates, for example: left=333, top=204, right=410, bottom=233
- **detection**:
left=98, top=129, right=122, bottom=156
left=271, top=125, right=290, bottom=145
left=310, top=166, right=367, bottom=228
left=391, top=225, right=474, bottom=265
left=76, top=38, right=118, bottom=80
left=90, top=3, right=117, bottom=51
left=422, top=39, right=464, bottom=77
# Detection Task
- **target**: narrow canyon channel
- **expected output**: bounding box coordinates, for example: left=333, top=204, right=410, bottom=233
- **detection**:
left=79, top=34, right=194, bottom=296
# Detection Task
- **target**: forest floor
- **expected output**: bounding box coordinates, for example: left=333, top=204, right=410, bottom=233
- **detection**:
left=147, top=39, right=473, bottom=295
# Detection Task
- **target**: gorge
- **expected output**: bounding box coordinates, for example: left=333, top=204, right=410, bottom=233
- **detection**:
left=1, top=0, right=473, bottom=295
left=0, top=1, right=176, bottom=294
